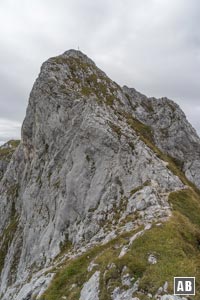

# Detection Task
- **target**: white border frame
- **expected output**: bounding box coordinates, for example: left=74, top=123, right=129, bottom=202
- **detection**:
left=174, top=277, right=195, bottom=295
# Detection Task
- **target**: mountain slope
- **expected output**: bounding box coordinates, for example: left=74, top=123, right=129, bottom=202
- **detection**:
left=0, top=50, right=200, bottom=300
left=123, top=86, right=200, bottom=188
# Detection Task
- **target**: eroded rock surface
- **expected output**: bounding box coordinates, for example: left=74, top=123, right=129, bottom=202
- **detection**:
left=0, top=50, right=198, bottom=299
left=123, top=86, right=200, bottom=188
left=79, top=271, right=100, bottom=300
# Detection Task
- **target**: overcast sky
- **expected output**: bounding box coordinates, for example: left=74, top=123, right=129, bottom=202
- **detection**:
left=0, top=0, right=200, bottom=144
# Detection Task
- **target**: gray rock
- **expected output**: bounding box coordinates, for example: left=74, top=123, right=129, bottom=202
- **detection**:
left=160, top=295, right=188, bottom=300
left=87, top=261, right=99, bottom=272
left=119, top=229, right=145, bottom=258
left=157, top=286, right=163, bottom=295
left=123, top=85, right=200, bottom=188
left=163, top=281, right=168, bottom=292
left=111, top=279, right=139, bottom=300
left=121, top=273, right=132, bottom=287
left=79, top=271, right=100, bottom=300
left=148, top=254, right=157, bottom=264
left=0, top=49, right=196, bottom=299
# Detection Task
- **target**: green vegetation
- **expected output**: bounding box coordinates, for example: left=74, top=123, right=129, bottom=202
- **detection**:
left=40, top=228, right=141, bottom=300
left=169, top=155, right=184, bottom=170
left=27, top=58, right=200, bottom=299
left=85, top=154, right=90, bottom=162
left=132, top=214, right=200, bottom=296
left=81, top=86, right=92, bottom=96
left=40, top=111, right=200, bottom=299
left=120, top=112, right=154, bottom=143
left=169, top=188, right=200, bottom=227
left=128, top=141, right=135, bottom=150
left=40, top=242, right=108, bottom=299
left=39, top=110, right=200, bottom=299
left=80, top=75, right=117, bottom=106
left=51, top=55, right=119, bottom=106
left=130, top=180, right=151, bottom=196
left=0, top=140, right=20, bottom=277
left=125, top=92, right=131, bottom=101
left=7, top=140, right=20, bottom=148
left=57, top=238, right=73, bottom=261
left=41, top=199, right=200, bottom=300
left=40, top=206, right=200, bottom=300
left=7, top=184, right=19, bottom=199
left=141, top=100, right=154, bottom=113
left=108, top=122, right=121, bottom=139
left=105, top=94, right=115, bottom=106
left=0, top=216, right=18, bottom=274
left=119, top=110, right=200, bottom=193
left=53, top=179, right=60, bottom=189
left=0, top=140, right=20, bottom=162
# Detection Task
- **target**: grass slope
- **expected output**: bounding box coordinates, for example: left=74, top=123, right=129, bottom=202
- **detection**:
left=40, top=187, right=200, bottom=300
left=0, top=140, right=20, bottom=162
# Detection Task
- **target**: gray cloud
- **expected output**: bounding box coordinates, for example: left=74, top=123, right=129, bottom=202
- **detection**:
left=0, top=119, right=21, bottom=145
left=0, top=0, right=200, bottom=142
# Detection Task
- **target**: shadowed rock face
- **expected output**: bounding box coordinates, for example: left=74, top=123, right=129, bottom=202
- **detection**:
left=0, top=50, right=199, bottom=299
left=123, top=86, right=200, bottom=188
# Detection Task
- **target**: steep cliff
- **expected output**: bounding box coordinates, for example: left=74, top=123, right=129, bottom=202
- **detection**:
left=0, top=50, right=200, bottom=300
left=123, top=86, right=200, bottom=188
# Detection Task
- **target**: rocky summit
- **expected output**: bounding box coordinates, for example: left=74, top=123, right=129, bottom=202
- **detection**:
left=0, top=50, right=200, bottom=300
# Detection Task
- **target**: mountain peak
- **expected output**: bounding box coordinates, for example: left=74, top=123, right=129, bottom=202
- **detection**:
left=63, top=49, right=96, bottom=63
left=1, top=50, right=200, bottom=299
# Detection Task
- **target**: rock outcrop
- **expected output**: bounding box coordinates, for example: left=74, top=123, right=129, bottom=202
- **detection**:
left=123, top=86, right=200, bottom=188
left=0, top=50, right=199, bottom=300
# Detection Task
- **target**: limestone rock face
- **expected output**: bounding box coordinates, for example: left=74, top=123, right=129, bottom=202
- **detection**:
left=0, top=50, right=198, bottom=299
left=79, top=271, right=100, bottom=300
left=123, top=86, right=200, bottom=188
